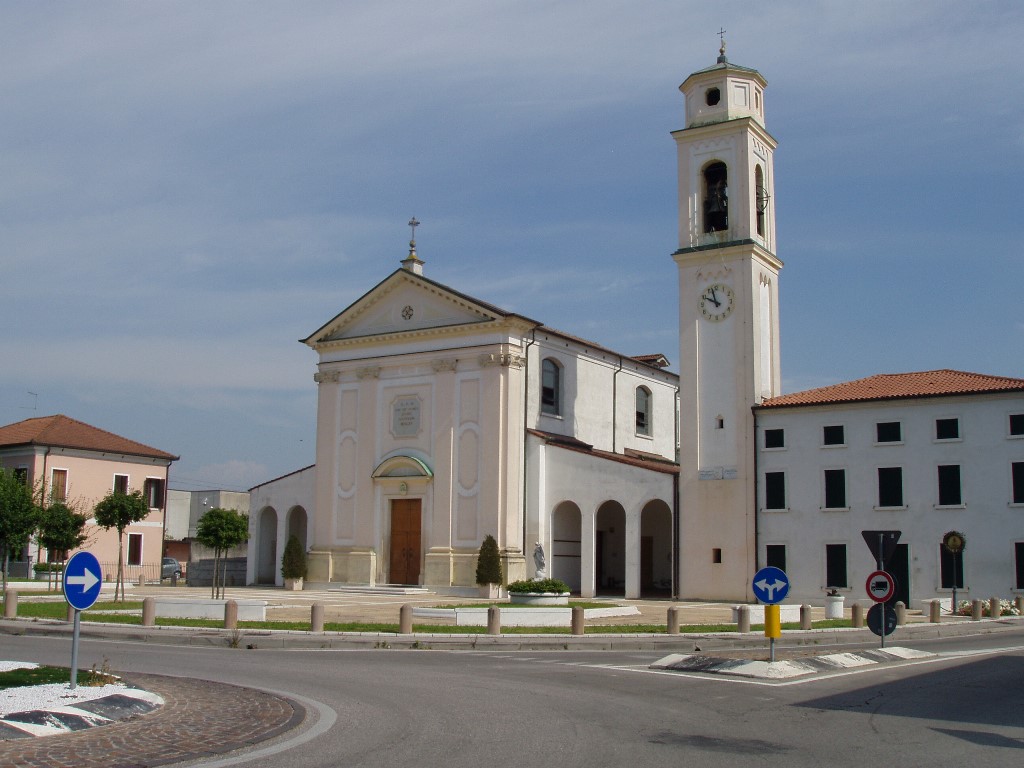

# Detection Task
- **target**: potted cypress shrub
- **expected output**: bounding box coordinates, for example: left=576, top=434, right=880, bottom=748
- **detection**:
left=475, top=534, right=503, bottom=599
left=281, top=534, right=307, bottom=591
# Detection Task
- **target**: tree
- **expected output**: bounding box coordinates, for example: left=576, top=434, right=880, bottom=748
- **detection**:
left=0, top=468, right=39, bottom=592
left=93, top=489, right=149, bottom=602
left=280, top=535, right=307, bottom=581
left=475, top=534, right=503, bottom=586
left=195, top=507, right=249, bottom=599
left=37, top=501, right=90, bottom=590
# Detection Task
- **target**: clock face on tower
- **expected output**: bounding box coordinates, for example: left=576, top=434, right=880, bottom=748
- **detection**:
left=699, top=283, right=734, bottom=321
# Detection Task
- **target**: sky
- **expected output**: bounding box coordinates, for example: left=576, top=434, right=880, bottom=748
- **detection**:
left=1, top=2, right=1022, bottom=492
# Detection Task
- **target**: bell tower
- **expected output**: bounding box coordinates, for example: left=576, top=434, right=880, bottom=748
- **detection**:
left=673, top=43, right=782, bottom=600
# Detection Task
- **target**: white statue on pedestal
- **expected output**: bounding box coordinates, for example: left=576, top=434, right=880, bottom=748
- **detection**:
left=533, top=541, right=546, bottom=579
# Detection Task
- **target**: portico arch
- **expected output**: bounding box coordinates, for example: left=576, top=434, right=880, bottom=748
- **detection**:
left=286, top=506, right=308, bottom=550
left=551, top=501, right=582, bottom=593
left=640, top=499, right=672, bottom=597
left=596, top=501, right=626, bottom=595
left=256, top=506, right=278, bottom=585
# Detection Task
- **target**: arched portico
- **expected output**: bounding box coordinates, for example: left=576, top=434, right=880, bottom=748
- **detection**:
left=595, top=501, right=626, bottom=595
left=551, top=501, right=582, bottom=593
left=286, top=506, right=309, bottom=550
left=255, top=506, right=278, bottom=584
left=639, top=499, right=672, bottom=597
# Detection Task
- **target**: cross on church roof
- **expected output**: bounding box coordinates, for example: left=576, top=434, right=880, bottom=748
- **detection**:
left=717, top=28, right=728, bottom=63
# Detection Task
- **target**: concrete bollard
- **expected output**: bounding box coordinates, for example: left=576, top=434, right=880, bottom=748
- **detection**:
left=311, top=603, right=324, bottom=632
left=800, top=604, right=812, bottom=630
left=137, top=574, right=145, bottom=588
left=224, top=599, right=238, bottom=629
left=971, top=599, right=983, bottom=621
left=3, top=590, right=16, bottom=619
left=851, top=602, right=864, bottom=628
left=990, top=597, right=1001, bottom=619
left=487, top=606, right=501, bottom=636
left=571, top=606, right=585, bottom=636
left=929, top=599, right=942, bottom=623
left=895, top=601, right=906, bottom=625
left=142, top=597, right=156, bottom=627
left=737, top=605, right=750, bottom=633
left=399, top=604, right=413, bottom=634
left=67, top=603, right=76, bottom=623
left=1017, top=596, right=1024, bottom=616
left=171, top=572, right=178, bottom=587
left=667, top=606, right=681, bottom=634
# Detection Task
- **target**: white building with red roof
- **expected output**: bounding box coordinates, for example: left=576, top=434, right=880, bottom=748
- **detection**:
left=753, top=371, right=1024, bottom=607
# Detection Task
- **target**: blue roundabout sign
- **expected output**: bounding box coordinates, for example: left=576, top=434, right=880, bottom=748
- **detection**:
left=63, top=551, right=102, bottom=612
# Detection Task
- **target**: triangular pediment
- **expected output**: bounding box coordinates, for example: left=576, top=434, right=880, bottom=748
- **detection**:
left=303, top=270, right=535, bottom=348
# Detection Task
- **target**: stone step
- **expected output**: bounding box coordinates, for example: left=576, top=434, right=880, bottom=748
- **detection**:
left=326, top=584, right=433, bottom=596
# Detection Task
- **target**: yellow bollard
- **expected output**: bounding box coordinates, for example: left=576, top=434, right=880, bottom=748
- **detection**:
left=764, top=604, right=781, bottom=639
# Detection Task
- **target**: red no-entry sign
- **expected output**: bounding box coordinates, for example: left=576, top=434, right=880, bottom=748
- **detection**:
left=866, top=570, right=895, bottom=603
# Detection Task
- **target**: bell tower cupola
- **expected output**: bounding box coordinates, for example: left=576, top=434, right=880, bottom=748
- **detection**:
left=673, top=40, right=776, bottom=253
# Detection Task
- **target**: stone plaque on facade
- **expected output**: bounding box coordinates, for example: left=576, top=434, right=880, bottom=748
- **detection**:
left=392, top=397, right=421, bottom=438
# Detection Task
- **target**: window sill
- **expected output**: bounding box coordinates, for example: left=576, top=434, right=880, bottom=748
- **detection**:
left=1008, top=434, right=1024, bottom=440
left=934, top=504, right=965, bottom=510
left=762, top=447, right=786, bottom=452
left=873, top=505, right=908, bottom=512
left=540, top=412, right=563, bottom=421
left=821, top=444, right=847, bottom=449
left=821, top=506, right=850, bottom=513
left=874, top=441, right=904, bottom=447
left=761, top=507, right=789, bottom=514
left=634, top=432, right=654, bottom=441
left=934, top=438, right=962, bottom=444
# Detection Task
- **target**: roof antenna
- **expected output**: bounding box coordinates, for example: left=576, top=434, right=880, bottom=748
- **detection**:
left=22, top=392, right=37, bottom=411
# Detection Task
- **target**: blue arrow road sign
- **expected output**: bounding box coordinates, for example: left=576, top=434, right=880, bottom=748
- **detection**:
left=63, top=551, right=102, bottom=611
left=752, top=566, right=790, bottom=604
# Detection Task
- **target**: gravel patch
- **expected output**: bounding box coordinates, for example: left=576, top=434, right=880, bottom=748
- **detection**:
left=0, top=660, right=162, bottom=718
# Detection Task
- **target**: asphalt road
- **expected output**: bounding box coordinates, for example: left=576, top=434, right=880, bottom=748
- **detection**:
left=2, top=629, right=1023, bottom=767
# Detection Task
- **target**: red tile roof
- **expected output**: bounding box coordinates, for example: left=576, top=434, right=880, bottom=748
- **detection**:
left=759, top=370, right=1024, bottom=408
left=0, top=415, right=178, bottom=461
left=526, top=429, right=678, bottom=475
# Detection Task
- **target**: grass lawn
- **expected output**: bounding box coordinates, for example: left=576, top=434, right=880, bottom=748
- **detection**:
left=0, top=665, right=116, bottom=689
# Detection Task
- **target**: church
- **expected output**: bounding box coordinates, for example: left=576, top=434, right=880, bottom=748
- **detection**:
left=247, top=46, right=1024, bottom=608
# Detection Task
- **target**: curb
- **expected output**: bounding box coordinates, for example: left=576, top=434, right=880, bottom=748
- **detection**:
left=2, top=615, right=1022, bottom=652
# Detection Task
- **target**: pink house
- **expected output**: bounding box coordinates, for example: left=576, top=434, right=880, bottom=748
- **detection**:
left=0, top=415, right=178, bottom=580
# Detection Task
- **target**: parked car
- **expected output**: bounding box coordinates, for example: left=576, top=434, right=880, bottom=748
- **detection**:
left=161, top=557, right=182, bottom=580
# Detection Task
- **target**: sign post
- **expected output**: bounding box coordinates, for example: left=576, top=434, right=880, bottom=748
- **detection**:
left=752, top=566, right=790, bottom=663
left=62, top=551, right=102, bottom=690
left=865, top=570, right=896, bottom=648
left=942, top=531, right=966, bottom=615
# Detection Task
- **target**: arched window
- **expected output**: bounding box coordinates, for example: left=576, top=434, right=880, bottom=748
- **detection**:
left=703, top=161, right=728, bottom=233
left=635, top=386, right=652, bottom=436
left=755, top=164, right=767, bottom=237
left=541, top=358, right=562, bottom=416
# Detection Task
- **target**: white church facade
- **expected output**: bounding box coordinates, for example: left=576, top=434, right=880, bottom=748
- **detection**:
left=247, top=248, right=680, bottom=596
left=247, top=46, right=1024, bottom=607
